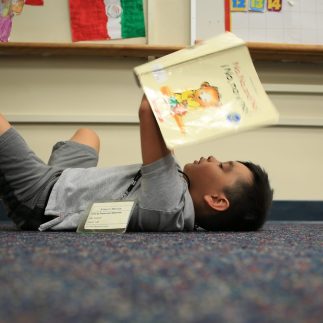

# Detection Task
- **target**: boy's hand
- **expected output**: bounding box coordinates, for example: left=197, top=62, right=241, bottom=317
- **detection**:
left=139, top=95, right=171, bottom=165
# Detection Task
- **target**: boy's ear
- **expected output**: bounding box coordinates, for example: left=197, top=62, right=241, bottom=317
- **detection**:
left=204, top=194, right=229, bottom=212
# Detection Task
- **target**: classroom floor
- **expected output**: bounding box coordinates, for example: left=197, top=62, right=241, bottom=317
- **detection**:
left=0, top=221, right=322, bottom=323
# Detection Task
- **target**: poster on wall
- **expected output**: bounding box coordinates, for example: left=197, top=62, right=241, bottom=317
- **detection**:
left=69, top=0, right=146, bottom=42
left=0, top=0, right=43, bottom=42
left=0, top=0, right=24, bottom=42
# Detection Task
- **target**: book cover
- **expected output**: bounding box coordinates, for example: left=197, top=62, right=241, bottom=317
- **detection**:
left=134, top=32, right=279, bottom=148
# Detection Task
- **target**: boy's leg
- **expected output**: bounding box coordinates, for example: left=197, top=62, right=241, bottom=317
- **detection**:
left=0, top=114, right=11, bottom=135
left=0, top=120, right=63, bottom=229
left=47, top=128, right=99, bottom=168
left=70, top=128, right=100, bottom=154
left=0, top=116, right=99, bottom=229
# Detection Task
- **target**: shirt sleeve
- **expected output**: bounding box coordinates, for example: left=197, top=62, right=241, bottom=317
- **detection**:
left=131, top=154, right=195, bottom=231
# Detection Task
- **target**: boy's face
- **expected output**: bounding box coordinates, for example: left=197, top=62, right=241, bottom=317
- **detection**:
left=184, top=156, right=253, bottom=197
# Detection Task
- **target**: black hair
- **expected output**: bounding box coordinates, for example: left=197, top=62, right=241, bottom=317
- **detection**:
left=199, top=161, right=273, bottom=231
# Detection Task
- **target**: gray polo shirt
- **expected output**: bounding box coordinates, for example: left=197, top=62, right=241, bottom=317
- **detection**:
left=40, top=154, right=195, bottom=232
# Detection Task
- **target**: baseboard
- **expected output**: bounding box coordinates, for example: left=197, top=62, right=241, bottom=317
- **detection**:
left=0, top=199, right=322, bottom=222
left=270, top=201, right=323, bottom=221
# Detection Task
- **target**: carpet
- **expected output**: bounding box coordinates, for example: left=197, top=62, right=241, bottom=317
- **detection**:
left=0, top=222, right=322, bottom=323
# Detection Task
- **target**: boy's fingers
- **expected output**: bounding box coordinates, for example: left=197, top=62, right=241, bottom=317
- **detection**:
left=140, top=95, right=151, bottom=109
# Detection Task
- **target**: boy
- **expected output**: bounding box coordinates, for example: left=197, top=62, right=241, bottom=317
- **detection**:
left=0, top=96, right=273, bottom=232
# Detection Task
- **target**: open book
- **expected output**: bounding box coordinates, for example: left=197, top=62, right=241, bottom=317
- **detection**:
left=134, top=32, right=279, bottom=148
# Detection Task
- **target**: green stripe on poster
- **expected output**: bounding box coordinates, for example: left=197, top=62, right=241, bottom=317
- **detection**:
left=121, top=0, right=145, bottom=39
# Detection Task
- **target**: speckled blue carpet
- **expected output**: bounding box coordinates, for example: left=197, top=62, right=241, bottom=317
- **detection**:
left=0, top=222, right=322, bottom=323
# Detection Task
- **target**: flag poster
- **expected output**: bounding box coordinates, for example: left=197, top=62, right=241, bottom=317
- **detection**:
left=69, top=0, right=145, bottom=42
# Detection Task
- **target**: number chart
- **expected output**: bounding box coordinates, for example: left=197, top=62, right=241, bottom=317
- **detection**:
left=228, top=0, right=323, bottom=44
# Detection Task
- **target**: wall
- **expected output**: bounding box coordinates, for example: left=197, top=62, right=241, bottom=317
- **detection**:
left=1, top=0, right=323, bottom=202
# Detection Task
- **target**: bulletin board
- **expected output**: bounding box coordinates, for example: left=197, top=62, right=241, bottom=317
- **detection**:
left=228, top=0, right=323, bottom=44
left=193, top=0, right=323, bottom=45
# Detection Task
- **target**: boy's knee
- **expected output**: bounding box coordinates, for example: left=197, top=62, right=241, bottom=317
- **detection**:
left=0, top=114, right=11, bottom=135
left=70, top=128, right=100, bottom=154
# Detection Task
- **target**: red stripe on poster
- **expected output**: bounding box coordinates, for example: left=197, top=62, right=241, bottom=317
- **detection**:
left=25, top=0, right=44, bottom=5
left=69, top=0, right=108, bottom=42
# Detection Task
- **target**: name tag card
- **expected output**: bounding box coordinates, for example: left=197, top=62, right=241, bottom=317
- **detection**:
left=77, top=201, right=135, bottom=233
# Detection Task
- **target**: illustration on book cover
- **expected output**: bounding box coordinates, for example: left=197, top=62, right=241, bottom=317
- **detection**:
left=144, top=59, right=254, bottom=140
left=160, top=82, right=221, bottom=134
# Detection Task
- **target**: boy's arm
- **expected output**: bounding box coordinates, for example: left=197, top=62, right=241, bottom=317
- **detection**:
left=139, top=95, right=171, bottom=165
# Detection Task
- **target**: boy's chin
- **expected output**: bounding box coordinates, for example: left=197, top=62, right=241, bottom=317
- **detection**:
left=183, top=162, right=197, bottom=174
left=183, top=164, right=191, bottom=173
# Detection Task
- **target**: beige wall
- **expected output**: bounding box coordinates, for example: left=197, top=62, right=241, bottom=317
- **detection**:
left=1, top=0, right=323, bottom=201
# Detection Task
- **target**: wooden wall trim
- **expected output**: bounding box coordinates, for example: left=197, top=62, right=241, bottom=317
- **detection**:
left=0, top=42, right=323, bottom=62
